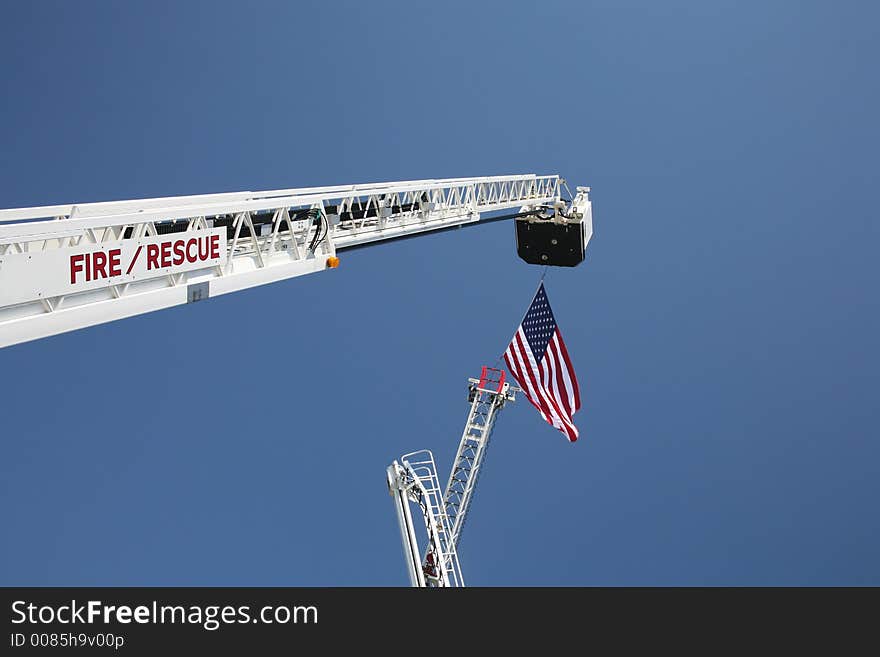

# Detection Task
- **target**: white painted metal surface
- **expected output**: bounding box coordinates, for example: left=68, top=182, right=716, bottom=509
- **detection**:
left=387, top=462, right=427, bottom=588
left=0, top=175, right=562, bottom=348
left=387, top=369, right=517, bottom=587
left=442, top=368, right=517, bottom=549
left=387, top=451, right=464, bottom=588
left=0, top=228, right=227, bottom=307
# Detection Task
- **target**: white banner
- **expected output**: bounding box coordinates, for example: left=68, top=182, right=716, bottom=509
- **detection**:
left=0, top=228, right=227, bottom=307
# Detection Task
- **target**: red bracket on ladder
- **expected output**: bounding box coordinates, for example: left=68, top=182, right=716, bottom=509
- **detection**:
left=477, top=366, right=506, bottom=393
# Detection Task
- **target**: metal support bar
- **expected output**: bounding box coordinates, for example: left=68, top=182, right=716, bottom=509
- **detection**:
left=386, top=368, right=518, bottom=587
left=0, top=175, right=566, bottom=348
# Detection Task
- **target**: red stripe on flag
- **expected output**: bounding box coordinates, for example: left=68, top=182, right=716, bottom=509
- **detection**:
left=505, top=339, right=550, bottom=425
left=501, top=284, right=581, bottom=443
left=537, top=350, right=573, bottom=436
left=548, top=334, right=575, bottom=419
left=546, top=340, right=572, bottom=418
left=554, top=329, right=581, bottom=411
left=514, top=331, right=576, bottom=441
left=506, top=334, right=552, bottom=425
left=538, top=356, right=577, bottom=442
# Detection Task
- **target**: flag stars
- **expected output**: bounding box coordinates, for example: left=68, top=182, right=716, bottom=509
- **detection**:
left=504, top=283, right=580, bottom=442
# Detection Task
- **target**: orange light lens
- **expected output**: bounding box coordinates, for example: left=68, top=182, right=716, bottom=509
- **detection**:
left=326, top=256, right=340, bottom=269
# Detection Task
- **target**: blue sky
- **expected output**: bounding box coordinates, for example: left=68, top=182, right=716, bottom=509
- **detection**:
left=0, top=1, right=877, bottom=585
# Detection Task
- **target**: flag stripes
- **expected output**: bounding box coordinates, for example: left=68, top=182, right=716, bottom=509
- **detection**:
left=503, top=284, right=581, bottom=442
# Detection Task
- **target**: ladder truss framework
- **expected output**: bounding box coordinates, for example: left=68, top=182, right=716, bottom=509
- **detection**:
left=387, top=368, right=517, bottom=587
left=0, top=175, right=566, bottom=348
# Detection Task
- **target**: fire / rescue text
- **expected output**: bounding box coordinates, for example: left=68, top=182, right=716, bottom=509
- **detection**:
left=69, top=234, right=221, bottom=285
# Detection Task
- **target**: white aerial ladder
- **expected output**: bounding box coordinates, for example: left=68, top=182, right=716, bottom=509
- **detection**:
left=0, top=174, right=594, bottom=586
left=387, top=367, right=518, bottom=587
left=0, top=175, right=592, bottom=349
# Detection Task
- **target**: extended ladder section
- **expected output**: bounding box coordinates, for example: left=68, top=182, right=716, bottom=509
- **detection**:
left=386, top=367, right=518, bottom=587
left=0, top=175, right=564, bottom=348
left=387, top=451, right=463, bottom=588
left=442, top=367, right=517, bottom=548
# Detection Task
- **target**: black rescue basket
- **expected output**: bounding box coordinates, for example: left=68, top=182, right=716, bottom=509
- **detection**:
left=515, top=216, right=586, bottom=267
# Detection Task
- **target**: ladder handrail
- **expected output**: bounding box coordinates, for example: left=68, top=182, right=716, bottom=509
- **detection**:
left=387, top=369, right=517, bottom=587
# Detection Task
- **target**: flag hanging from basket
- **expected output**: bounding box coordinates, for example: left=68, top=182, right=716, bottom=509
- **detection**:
left=503, top=283, right=581, bottom=442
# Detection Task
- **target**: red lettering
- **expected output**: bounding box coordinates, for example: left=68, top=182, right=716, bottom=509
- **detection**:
left=108, top=249, right=121, bottom=277
left=126, top=237, right=219, bottom=276
left=186, top=238, right=197, bottom=263
left=146, top=244, right=159, bottom=270
left=84, top=253, right=92, bottom=281
left=70, top=254, right=84, bottom=284
left=160, top=241, right=172, bottom=268
left=173, top=240, right=186, bottom=266
left=92, top=251, right=107, bottom=279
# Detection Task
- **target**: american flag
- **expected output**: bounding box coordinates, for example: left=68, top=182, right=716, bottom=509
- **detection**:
left=503, top=283, right=581, bottom=442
